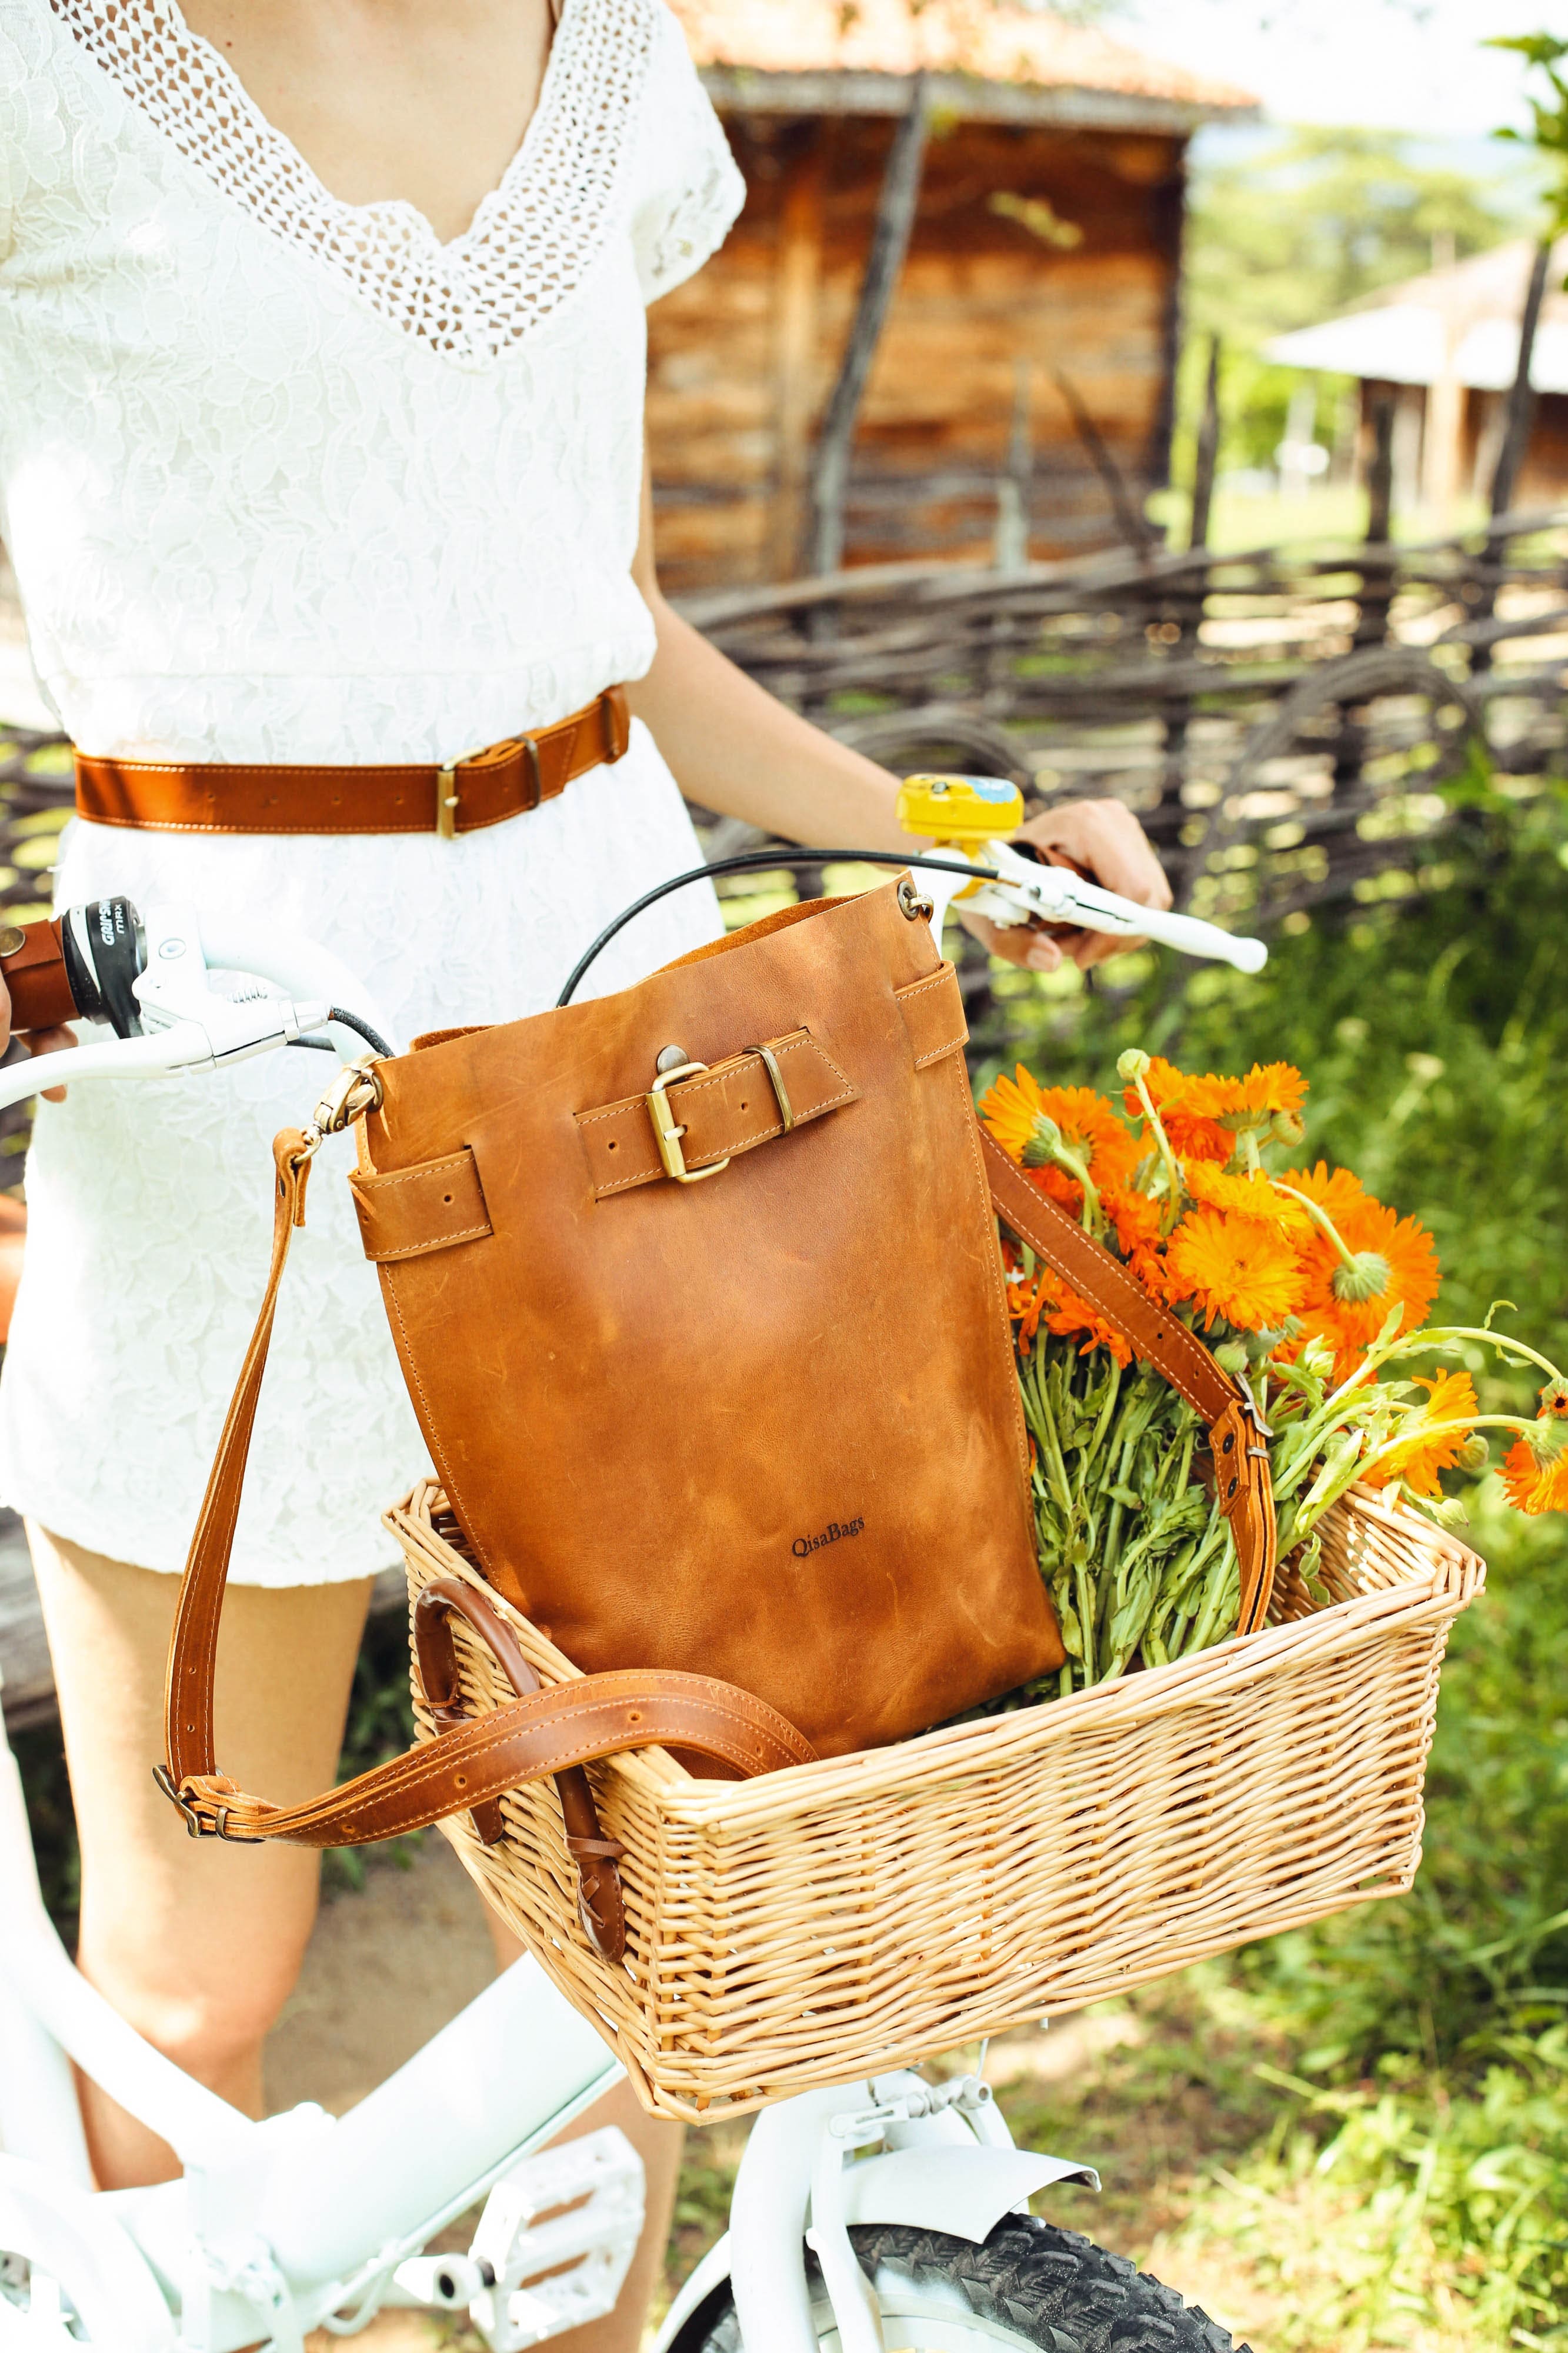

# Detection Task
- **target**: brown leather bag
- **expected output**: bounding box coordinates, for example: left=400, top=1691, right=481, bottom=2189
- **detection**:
left=161, top=878, right=1276, bottom=1957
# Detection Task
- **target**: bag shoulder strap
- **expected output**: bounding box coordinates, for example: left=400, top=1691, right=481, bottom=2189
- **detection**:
left=979, top=1125, right=1276, bottom=1631
left=161, top=1130, right=815, bottom=1855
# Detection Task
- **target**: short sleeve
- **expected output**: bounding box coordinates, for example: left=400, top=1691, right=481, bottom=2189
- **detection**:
left=629, top=3, right=744, bottom=304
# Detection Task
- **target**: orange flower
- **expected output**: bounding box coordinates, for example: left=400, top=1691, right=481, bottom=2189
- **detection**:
left=1126, top=1056, right=1233, bottom=1163
left=1363, top=1371, right=1478, bottom=1498
left=1016, top=1267, right=1132, bottom=1366
left=1279, top=1161, right=1369, bottom=1222
left=1501, top=1437, right=1568, bottom=1515
left=979, top=1068, right=1138, bottom=1217
left=1293, top=1191, right=1440, bottom=1382
left=1165, top=1209, right=1307, bottom=1332
left=1183, top=1161, right=1313, bottom=1233
left=1104, top=1184, right=1167, bottom=1297
left=1208, top=1062, right=1308, bottom=1126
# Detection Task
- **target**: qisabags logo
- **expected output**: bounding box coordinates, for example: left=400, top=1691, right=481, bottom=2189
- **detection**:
left=792, top=1517, right=866, bottom=1561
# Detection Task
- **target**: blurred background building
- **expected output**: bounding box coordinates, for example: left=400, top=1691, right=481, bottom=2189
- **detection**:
left=1267, top=236, right=1568, bottom=519
left=650, top=0, right=1255, bottom=588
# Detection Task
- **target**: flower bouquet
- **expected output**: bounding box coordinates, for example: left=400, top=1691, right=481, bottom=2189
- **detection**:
left=980, top=1049, right=1567, bottom=1698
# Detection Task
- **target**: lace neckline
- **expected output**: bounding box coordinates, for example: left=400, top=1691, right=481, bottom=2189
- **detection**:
left=46, top=0, right=658, bottom=364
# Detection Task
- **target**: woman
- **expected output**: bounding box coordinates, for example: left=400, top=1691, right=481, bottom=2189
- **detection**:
left=0, top=0, right=1170, bottom=2339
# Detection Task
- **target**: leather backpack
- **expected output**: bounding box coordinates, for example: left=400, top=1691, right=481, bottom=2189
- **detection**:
left=161, top=879, right=1275, bottom=1954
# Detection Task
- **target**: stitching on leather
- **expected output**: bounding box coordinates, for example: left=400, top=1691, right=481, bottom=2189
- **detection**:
left=894, top=965, right=956, bottom=1004
left=355, top=1151, right=477, bottom=1189
left=914, top=1032, right=967, bottom=1069
left=383, top=1275, right=498, bottom=1591
left=985, top=1134, right=1220, bottom=1409
left=962, top=1075, right=1032, bottom=1487
left=365, top=1221, right=492, bottom=1259
left=592, top=1160, right=664, bottom=1198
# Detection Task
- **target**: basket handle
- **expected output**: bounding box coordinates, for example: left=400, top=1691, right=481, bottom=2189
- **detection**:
left=980, top=1125, right=1277, bottom=1633
left=159, top=1129, right=816, bottom=1861
left=414, top=1575, right=630, bottom=1964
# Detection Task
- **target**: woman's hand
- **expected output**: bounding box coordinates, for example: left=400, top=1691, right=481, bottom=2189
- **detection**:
left=0, top=984, right=75, bottom=1101
left=957, top=799, right=1174, bottom=974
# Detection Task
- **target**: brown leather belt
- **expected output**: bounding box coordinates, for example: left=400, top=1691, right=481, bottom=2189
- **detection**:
left=73, top=685, right=632, bottom=838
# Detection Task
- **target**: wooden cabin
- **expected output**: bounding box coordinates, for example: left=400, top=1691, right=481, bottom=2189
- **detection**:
left=1267, top=238, right=1568, bottom=520
left=649, top=0, right=1255, bottom=589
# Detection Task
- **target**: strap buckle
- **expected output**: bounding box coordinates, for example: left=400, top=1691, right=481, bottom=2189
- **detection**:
left=645, top=1060, right=731, bottom=1185
left=152, top=1765, right=264, bottom=1843
left=436, top=762, right=460, bottom=839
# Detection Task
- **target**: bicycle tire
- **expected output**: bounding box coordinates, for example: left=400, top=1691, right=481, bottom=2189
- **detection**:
left=681, top=2217, right=1250, bottom=2353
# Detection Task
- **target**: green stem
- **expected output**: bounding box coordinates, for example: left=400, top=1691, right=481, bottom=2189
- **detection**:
left=1270, top=1181, right=1358, bottom=1270
left=1130, top=1070, right=1186, bottom=1228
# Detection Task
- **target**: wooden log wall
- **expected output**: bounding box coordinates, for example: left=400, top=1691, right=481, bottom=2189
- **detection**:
left=646, top=114, right=1186, bottom=591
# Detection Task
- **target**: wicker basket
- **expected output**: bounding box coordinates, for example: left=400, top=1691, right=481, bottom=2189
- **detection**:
left=386, top=1483, right=1483, bottom=2123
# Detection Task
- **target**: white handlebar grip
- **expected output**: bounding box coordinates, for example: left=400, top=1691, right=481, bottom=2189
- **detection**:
left=1134, top=905, right=1268, bottom=973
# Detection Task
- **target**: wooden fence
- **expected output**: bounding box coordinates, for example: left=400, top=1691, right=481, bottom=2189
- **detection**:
left=2, top=502, right=1564, bottom=1084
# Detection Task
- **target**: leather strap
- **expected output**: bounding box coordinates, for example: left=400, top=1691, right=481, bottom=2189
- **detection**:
left=979, top=1128, right=1277, bottom=1632
left=76, top=688, right=632, bottom=838
left=575, top=1029, right=856, bottom=1199
left=0, top=916, right=75, bottom=1032
left=159, top=1129, right=816, bottom=1854
left=413, top=1575, right=629, bottom=1962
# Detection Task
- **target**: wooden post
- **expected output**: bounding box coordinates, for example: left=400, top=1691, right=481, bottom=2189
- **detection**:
left=769, top=131, right=826, bottom=581
left=1052, top=368, right=1158, bottom=557
left=1473, top=239, right=1553, bottom=675
left=992, top=357, right=1033, bottom=573
left=809, top=74, right=928, bottom=582
left=1365, top=386, right=1395, bottom=548
left=1188, top=334, right=1221, bottom=552
left=1490, top=236, right=1553, bottom=521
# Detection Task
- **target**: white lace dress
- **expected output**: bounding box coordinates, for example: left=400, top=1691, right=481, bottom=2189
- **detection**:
left=0, top=0, right=744, bottom=1581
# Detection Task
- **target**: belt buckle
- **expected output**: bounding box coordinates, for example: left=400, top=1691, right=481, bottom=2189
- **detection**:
left=645, top=1060, right=731, bottom=1185
left=436, top=761, right=460, bottom=840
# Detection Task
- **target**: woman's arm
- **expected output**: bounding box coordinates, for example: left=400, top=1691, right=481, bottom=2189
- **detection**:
left=624, top=455, right=1172, bottom=972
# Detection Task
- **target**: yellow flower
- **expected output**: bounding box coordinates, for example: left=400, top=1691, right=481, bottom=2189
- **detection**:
left=1182, top=1161, right=1313, bottom=1232
left=1165, top=1210, right=1307, bottom=1332
left=979, top=1068, right=1137, bottom=1216
left=1363, top=1371, right=1478, bottom=1498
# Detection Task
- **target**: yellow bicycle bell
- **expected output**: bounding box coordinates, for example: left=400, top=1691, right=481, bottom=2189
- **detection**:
left=896, top=774, right=1023, bottom=898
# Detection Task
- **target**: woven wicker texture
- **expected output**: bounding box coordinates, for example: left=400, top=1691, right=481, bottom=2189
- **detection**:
left=386, top=1485, right=1483, bottom=2122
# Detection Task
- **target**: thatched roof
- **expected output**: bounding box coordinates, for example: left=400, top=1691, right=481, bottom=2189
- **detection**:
left=673, top=0, right=1257, bottom=133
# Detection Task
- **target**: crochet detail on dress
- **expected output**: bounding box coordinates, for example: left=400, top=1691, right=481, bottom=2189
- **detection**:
left=45, top=0, right=657, bottom=363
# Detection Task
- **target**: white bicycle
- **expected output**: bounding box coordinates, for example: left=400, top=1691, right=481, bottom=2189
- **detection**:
left=0, top=822, right=1262, bottom=2351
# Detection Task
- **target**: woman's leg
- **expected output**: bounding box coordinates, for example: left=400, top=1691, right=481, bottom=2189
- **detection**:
left=29, top=1522, right=372, bottom=2190
left=33, top=1523, right=683, bottom=2347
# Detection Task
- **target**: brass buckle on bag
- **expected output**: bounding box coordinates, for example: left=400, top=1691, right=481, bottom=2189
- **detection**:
left=645, top=1060, right=730, bottom=1185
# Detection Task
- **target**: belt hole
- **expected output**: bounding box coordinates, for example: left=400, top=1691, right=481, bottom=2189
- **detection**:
left=1227, top=1477, right=1239, bottom=1498
left=455, top=1772, right=468, bottom=1789
left=628, top=1709, right=643, bottom=1724
left=606, top=1141, right=617, bottom=1152
left=442, top=1192, right=453, bottom=1205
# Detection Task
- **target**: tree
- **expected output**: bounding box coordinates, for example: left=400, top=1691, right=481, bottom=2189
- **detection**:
left=1180, top=129, right=1529, bottom=474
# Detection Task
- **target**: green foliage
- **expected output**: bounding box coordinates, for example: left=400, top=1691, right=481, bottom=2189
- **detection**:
left=1179, top=131, right=1531, bottom=479
left=1492, top=34, right=1568, bottom=240
left=987, top=796, right=1568, bottom=2338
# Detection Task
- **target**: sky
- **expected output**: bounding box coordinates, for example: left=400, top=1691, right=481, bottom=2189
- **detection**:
left=1117, top=0, right=1568, bottom=139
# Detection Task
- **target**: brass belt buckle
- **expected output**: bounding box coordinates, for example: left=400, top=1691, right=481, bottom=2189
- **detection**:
left=645, top=1059, right=730, bottom=1185
left=436, top=761, right=459, bottom=839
